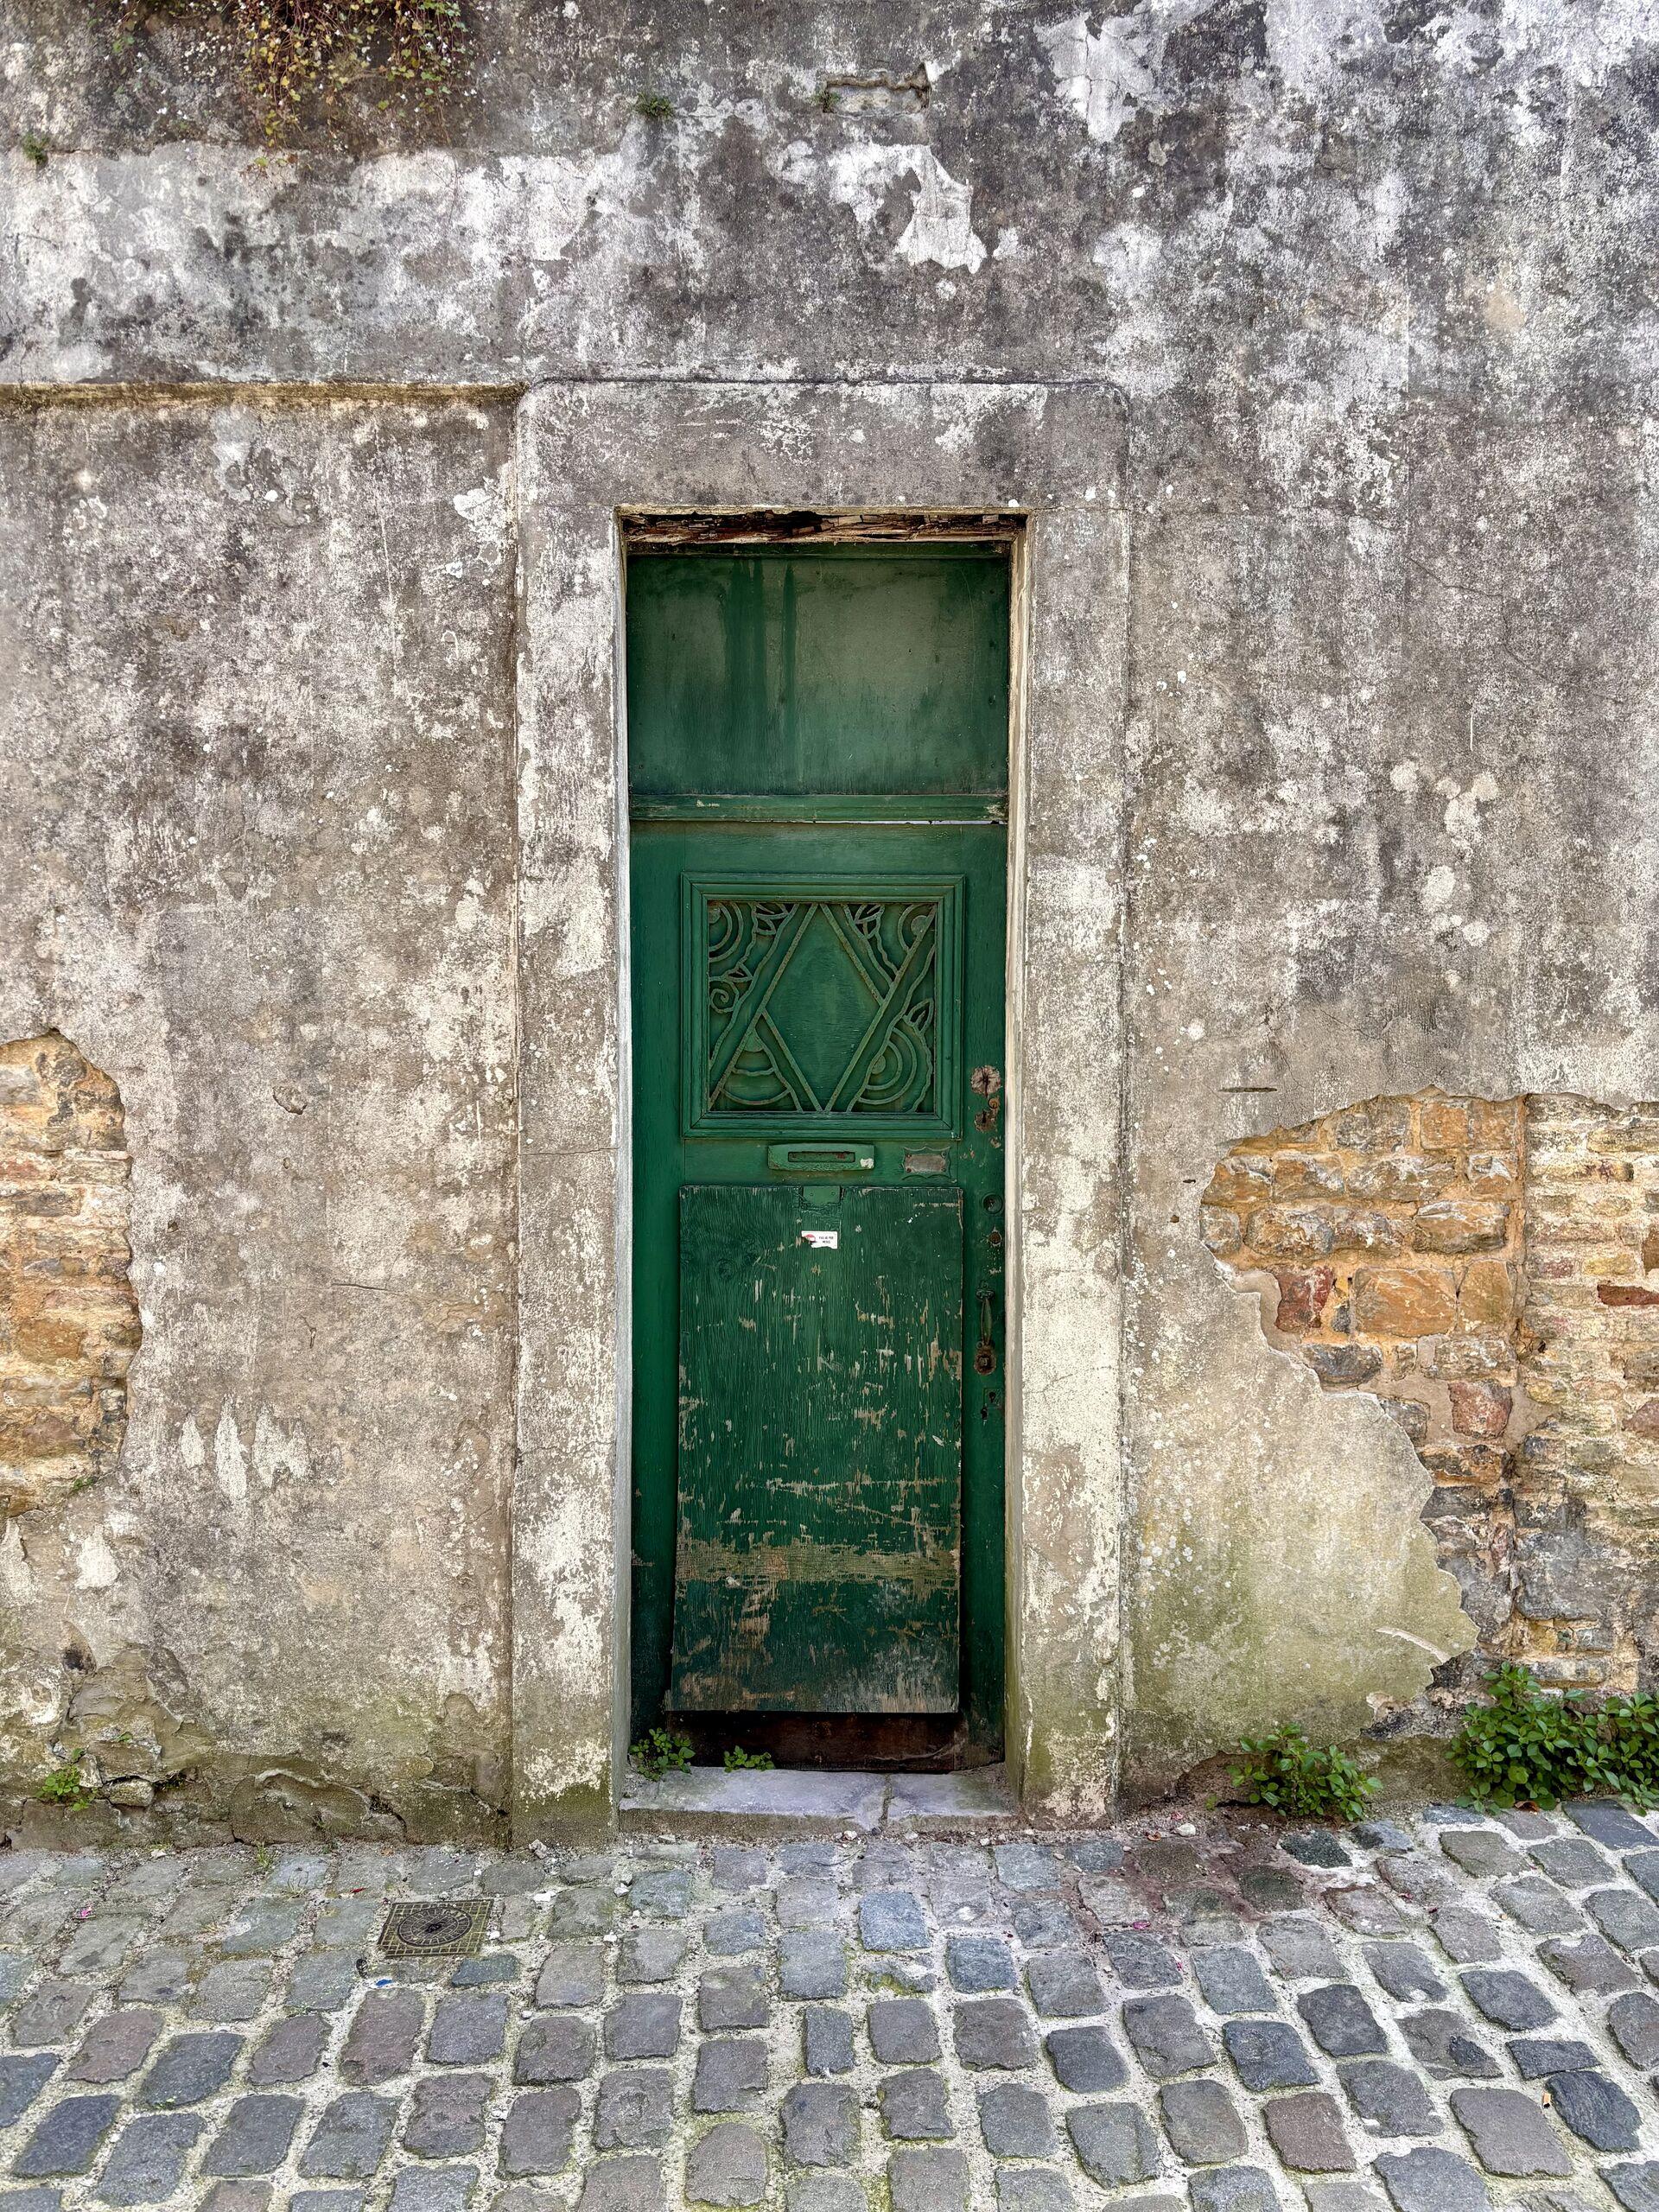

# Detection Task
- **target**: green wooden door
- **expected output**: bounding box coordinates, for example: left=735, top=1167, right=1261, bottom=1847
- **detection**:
left=627, top=545, right=1008, bottom=1751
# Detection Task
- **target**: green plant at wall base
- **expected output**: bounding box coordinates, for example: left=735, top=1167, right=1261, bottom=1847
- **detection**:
left=36, top=1760, right=94, bottom=1809
left=1230, top=1726, right=1378, bottom=1823
left=104, top=0, right=469, bottom=146
left=722, top=1745, right=773, bottom=1771
left=1451, top=1663, right=1659, bottom=1809
left=21, top=131, right=49, bottom=165
left=1603, top=1691, right=1659, bottom=1802
left=629, top=1727, right=694, bottom=1781
left=635, top=92, right=674, bottom=119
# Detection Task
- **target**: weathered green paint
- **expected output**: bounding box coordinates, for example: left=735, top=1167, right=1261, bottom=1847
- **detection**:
left=627, top=545, right=1009, bottom=1749
left=671, top=1183, right=963, bottom=1713
left=631, top=794, right=1005, bottom=824
left=626, top=548, right=1010, bottom=798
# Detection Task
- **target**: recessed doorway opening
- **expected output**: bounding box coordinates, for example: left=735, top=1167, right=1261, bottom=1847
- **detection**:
left=623, top=514, right=1020, bottom=1774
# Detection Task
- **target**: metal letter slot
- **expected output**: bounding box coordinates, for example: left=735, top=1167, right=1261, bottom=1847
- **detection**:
left=768, top=1142, right=874, bottom=1178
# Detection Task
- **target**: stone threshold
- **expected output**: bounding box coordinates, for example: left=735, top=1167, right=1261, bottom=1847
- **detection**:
left=618, top=1762, right=1020, bottom=1838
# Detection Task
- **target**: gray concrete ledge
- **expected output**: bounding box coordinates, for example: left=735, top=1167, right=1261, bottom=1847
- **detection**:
left=619, top=1764, right=1020, bottom=1838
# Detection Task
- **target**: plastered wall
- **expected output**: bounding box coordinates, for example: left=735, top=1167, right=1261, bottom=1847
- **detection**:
left=0, top=396, right=519, bottom=1840
left=3, top=0, right=1658, bottom=1830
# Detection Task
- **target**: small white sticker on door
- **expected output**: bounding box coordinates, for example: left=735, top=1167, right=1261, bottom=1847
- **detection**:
left=799, top=1229, right=839, bottom=1249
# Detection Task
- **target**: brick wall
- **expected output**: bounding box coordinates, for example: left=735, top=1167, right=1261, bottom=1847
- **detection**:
left=1516, top=1096, right=1659, bottom=1688
left=1203, top=1090, right=1659, bottom=1695
left=0, top=1033, right=138, bottom=1516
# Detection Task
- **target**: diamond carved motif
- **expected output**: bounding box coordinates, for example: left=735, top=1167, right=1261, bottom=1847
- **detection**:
left=683, top=874, right=962, bottom=1136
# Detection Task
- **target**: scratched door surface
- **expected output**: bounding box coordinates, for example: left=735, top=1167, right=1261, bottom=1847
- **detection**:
left=672, top=1184, right=963, bottom=1712
left=627, top=543, right=1010, bottom=1749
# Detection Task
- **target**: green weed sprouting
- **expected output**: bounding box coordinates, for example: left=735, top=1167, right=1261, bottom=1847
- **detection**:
left=1451, top=1662, right=1659, bottom=1810
left=103, top=0, right=470, bottom=146
left=722, top=1745, right=774, bottom=1771
left=1230, top=1726, right=1378, bottom=1824
left=629, top=1726, right=694, bottom=1781
left=36, top=1759, right=95, bottom=1809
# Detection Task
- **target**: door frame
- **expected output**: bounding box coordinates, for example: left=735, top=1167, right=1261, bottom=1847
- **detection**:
left=509, top=380, right=1129, bottom=1835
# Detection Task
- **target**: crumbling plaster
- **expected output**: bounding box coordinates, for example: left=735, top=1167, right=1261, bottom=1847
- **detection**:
left=1120, top=424, right=1659, bottom=1792
left=0, top=394, right=519, bottom=1839
left=0, top=1032, right=139, bottom=1519
left=0, top=0, right=1656, bottom=1828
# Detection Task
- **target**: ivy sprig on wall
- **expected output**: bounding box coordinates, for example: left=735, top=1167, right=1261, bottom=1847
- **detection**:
left=106, top=0, right=470, bottom=146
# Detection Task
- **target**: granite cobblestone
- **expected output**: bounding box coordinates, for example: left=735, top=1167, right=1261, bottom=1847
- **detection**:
left=0, top=1803, right=1654, bottom=2205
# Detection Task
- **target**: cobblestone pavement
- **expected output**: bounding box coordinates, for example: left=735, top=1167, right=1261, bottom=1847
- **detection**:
left=3, top=1800, right=1659, bottom=2210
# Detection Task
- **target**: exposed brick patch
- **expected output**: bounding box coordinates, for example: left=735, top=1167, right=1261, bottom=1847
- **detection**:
left=0, top=1033, right=138, bottom=1516
left=1515, top=1096, right=1659, bottom=1690
left=1205, top=1091, right=1659, bottom=1695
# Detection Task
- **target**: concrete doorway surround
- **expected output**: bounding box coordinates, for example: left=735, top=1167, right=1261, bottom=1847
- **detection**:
left=509, top=379, right=1128, bottom=1837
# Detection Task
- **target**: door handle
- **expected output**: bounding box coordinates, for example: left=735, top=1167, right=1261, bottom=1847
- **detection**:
left=974, top=1291, right=997, bottom=1376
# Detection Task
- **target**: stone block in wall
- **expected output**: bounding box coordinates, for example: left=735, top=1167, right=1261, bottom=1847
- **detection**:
left=1588, top=1114, right=1659, bottom=1153
left=1467, top=1154, right=1517, bottom=1190
left=1305, top=1343, right=1382, bottom=1387
left=1249, top=1206, right=1337, bottom=1260
left=1330, top=1099, right=1412, bottom=1150
left=1418, top=1096, right=1473, bottom=1149
left=1421, top=1334, right=1516, bottom=1382
left=1420, top=1443, right=1508, bottom=1497
left=1379, top=1397, right=1430, bottom=1446
left=1199, top=1205, right=1242, bottom=1256
left=1352, top=1267, right=1459, bottom=1338
left=1328, top=1209, right=1403, bottom=1255
left=1208, top=1156, right=1273, bottom=1204
left=1271, top=1154, right=1345, bottom=1198
left=1449, top=1382, right=1512, bottom=1439
left=1348, top=1154, right=1459, bottom=1201
left=1511, top=1528, right=1620, bottom=1623
left=1412, top=1200, right=1511, bottom=1255
left=1459, top=1262, right=1516, bottom=1327
left=1274, top=1268, right=1334, bottom=1333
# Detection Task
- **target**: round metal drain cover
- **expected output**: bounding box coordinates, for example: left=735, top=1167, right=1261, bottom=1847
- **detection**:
left=379, top=1898, right=489, bottom=1958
